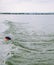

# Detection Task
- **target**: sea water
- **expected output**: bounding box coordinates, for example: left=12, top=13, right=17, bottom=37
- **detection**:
left=0, top=14, right=54, bottom=65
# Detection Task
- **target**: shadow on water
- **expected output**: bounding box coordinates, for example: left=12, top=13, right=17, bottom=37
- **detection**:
left=3, top=21, right=54, bottom=65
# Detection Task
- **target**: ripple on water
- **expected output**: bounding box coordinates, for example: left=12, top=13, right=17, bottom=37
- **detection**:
left=5, top=21, right=54, bottom=65
left=0, top=19, right=54, bottom=65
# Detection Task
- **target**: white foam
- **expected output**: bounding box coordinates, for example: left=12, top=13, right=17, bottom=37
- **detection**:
left=0, top=43, right=16, bottom=65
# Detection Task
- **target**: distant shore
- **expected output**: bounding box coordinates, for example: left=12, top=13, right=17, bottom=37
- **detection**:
left=0, top=13, right=54, bottom=15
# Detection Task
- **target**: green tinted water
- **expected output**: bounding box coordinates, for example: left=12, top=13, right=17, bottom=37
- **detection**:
left=0, top=15, right=54, bottom=65
left=4, top=22, right=54, bottom=65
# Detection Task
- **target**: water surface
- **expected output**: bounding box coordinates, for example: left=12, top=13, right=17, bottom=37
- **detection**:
left=0, top=15, right=54, bottom=65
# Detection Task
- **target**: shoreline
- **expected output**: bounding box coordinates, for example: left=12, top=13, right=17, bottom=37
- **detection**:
left=0, top=13, right=54, bottom=15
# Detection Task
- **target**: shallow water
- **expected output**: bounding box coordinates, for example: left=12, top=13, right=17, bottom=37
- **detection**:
left=0, top=15, right=54, bottom=65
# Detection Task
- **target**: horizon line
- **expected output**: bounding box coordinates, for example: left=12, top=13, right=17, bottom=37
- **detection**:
left=0, top=12, right=54, bottom=15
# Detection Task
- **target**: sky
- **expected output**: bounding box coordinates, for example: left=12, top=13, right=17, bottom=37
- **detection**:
left=0, top=0, right=54, bottom=12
